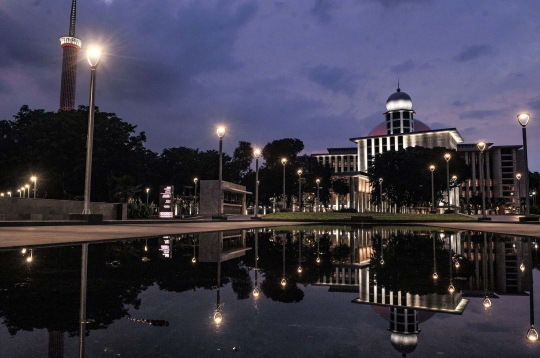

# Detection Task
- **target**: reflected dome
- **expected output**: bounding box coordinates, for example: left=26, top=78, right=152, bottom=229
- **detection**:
left=390, top=332, right=418, bottom=356
left=386, top=88, right=413, bottom=111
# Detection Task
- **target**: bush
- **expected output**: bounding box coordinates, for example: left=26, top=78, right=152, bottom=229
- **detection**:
left=127, top=198, right=153, bottom=219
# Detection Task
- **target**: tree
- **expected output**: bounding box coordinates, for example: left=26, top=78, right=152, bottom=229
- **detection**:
left=368, top=147, right=471, bottom=208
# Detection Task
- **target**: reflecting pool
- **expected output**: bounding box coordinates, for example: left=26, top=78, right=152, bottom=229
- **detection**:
left=0, top=226, right=539, bottom=357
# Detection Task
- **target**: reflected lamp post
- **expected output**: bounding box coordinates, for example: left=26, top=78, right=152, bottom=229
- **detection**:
left=253, top=148, right=261, bottom=218
left=281, top=238, right=287, bottom=288
left=516, top=173, right=522, bottom=213
left=448, top=235, right=455, bottom=294
left=518, top=113, right=531, bottom=217
left=429, top=165, right=435, bottom=212
left=477, top=141, right=487, bottom=219
left=297, top=232, right=302, bottom=274
left=316, top=179, right=320, bottom=212
left=281, top=158, right=287, bottom=209
left=527, top=239, right=538, bottom=341
left=83, top=46, right=102, bottom=215
left=297, top=169, right=302, bottom=212
left=432, top=234, right=438, bottom=280
left=217, top=126, right=226, bottom=218
left=379, top=178, right=383, bottom=213
left=444, top=153, right=451, bottom=211
left=452, top=175, right=458, bottom=212
left=31, top=176, right=37, bottom=199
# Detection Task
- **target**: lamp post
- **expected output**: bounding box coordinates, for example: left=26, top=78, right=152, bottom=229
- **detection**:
left=444, top=154, right=451, bottom=211
left=82, top=46, right=102, bottom=215
left=533, top=191, right=537, bottom=207
left=448, top=235, right=455, bottom=294
left=432, top=234, right=438, bottom=280
left=7, top=191, right=11, bottom=197
left=193, top=178, right=198, bottom=215
left=30, top=176, right=37, bottom=198
left=17, top=189, right=21, bottom=197
left=429, top=165, right=435, bottom=212
left=477, top=141, right=487, bottom=219
left=25, top=184, right=30, bottom=199
left=297, top=169, right=302, bottom=212
left=253, top=148, right=261, bottom=217
left=217, top=126, right=226, bottom=218
left=518, top=113, right=531, bottom=217
left=378, top=178, right=383, bottom=213
left=316, top=179, right=320, bottom=212
left=281, top=158, right=287, bottom=209
left=516, top=173, right=522, bottom=214
left=146, top=188, right=150, bottom=205
left=452, top=175, right=458, bottom=212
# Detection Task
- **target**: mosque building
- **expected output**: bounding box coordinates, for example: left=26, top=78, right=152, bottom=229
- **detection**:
left=312, top=86, right=526, bottom=212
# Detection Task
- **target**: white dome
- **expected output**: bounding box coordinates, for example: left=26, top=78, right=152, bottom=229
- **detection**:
left=390, top=332, right=418, bottom=356
left=386, top=88, right=413, bottom=111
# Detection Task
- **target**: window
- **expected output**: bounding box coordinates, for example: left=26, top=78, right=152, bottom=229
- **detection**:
left=402, top=111, right=410, bottom=119
left=392, top=112, right=401, bottom=119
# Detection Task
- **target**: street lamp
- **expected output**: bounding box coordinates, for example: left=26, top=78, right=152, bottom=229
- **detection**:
left=429, top=165, right=435, bottom=212
left=25, top=184, right=30, bottom=199
left=193, top=178, right=198, bottom=215
left=30, top=176, right=37, bottom=199
left=477, top=141, right=487, bottom=219
left=7, top=191, right=11, bottom=197
left=533, top=191, right=537, bottom=207
left=378, top=178, right=383, bottom=213
left=452, top=175, right=458, bottom=212
left=217, top=126, right=226, bottom=218
left=253, top=148, right=261, bottom=218
left=518, top=113, right=531, bottom=217
left=20, top=187, right=25, bottom=198
left=432, top=234, right=438, bottom=280
left=444, top=154, right=451, bottom=211
left=281, top=158, right=287, bottom=209
left=146, top=188, right=150, bottom=205
left=527, top=241, right=538, bottom=342
left=83, top=46, right=102, bottom=215
left=517, top=173, right=522, bottom=213
left=316, top=179, right=321, bottom=212
left=297, top=169, right=302, bottom=212
left=17, top=189, right=21, bottom=197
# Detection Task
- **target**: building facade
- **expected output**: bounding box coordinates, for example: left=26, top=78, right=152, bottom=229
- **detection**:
left=312, top=87, right=525, bottom=212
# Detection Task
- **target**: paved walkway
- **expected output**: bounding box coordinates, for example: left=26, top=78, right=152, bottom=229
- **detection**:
left=421, top=221, right=540, bottom=237
left=0, top=221, right=306, bottom=248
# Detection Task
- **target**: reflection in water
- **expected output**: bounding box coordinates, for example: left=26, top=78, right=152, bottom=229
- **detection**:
left=0, top=226, right=537, bottom=357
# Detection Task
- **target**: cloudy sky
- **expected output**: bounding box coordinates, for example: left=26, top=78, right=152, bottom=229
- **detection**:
left=2, top=0, right=540, bottom=170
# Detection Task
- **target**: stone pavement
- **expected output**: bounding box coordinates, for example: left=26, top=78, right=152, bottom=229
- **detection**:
left=0, top=221, right=306, bottom=248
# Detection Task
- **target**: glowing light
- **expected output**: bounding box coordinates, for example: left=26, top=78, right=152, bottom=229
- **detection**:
left=527, top=326, right=538, bottom=342
left=86, top=46, right=102, bottom=68
left=483, top=296, right=492, bottom=309
left=432, top=272, right=438, bottom=280
left=444, top=153, right=451, bottom=162
left=252, top=287, right=260, bottom=299
left=516, top=173, right=522, bottom=180
left=297, top=266, right=302, bottom=274
left=520, top=263, right=525, bottom=272
left=281, top=158, right=287, bottom=165
left=297, top=169, right=302, bottom=176
left=26, top=256, right=32, bottom=263
left=518, top=113, right=530, bottom=127
left=192, top=257, right=196, bottom=263
left=380, top=259, right=384, bottom=265
left=280, top=278, right=286, bottom=287
left=21, top=248, right=27, bottom=254
left=316, top=257, right=321, bottom=263
left=477, top=141, right=486, bottom=152
left=144, top=245, right=148, bottom=252
left=454, top=260, right=460, bottom=269
left=213, top=311, right=223, bottom=325
left=216, top=126, right=226, bottom=139
left=31, top=176, right=37, bottom=182
left=253, top=148, right=261, bottom=159
left=448, top=284, right=455, bottom=294
left=429, top=165, right=435, bottom=172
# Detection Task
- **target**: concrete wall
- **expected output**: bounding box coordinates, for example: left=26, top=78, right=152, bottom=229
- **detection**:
left=0, top=197, right=126, bottom=221
left=199, top=180, right=249, bottom=216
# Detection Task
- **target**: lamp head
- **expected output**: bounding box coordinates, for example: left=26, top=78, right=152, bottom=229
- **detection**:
left=477, top=141, right=486, bottom=152
left=517, top=113, right=530, bottom=127
left=429, top=165, right=435, bottom=172
left=146, top=188, right=150, bottom=193
left=25, top=184, right=29, bottom=189
left=253, top=148, right=261, bottom=159
left=444, top=153, right=451, bottom=162
left=452, top=175, right=457, bottom=181
left=281, top=158, right=287, bottom=165
left=516, top=173, right=522, bottom=180
left=483, top=296, right=492, bottom=309
left=86, top=46, right=102, bottom=68
left=297, top=169, right=302, bottom=176
left=194, top=177, right=198, bottom=184
left=316, top=178, right=320, bottom=184
left=31, top=176, right=37, bottom=182
left=527, top=325, right=538, bottom=342
left=379, top=178, right=383, bottom=184
left=216, top=126, right=226, bottom=139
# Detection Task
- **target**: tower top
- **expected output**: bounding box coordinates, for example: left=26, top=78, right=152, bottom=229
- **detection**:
left=69, top=0, right=76, bottom=37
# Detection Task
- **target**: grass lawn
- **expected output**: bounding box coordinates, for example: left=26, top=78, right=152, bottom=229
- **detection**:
left=261, top=212, right=476, bottom=222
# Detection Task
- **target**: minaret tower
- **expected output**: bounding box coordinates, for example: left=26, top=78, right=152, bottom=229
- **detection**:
left=59, top=0, right=82, bottom=111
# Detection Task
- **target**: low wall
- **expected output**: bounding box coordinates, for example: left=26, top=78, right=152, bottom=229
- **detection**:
left=0, top=197, right=126, bottom=221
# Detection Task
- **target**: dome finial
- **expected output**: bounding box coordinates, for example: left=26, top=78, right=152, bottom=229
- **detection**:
left=397, top=78, right=400, bottom=92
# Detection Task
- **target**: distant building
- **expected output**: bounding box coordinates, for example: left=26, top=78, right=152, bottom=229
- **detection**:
left=312, top=86, right=525, bottom=212
left=199, top=180, right=251, bottom=216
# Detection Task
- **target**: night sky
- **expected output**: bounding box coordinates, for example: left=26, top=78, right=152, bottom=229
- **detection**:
left=2, top=1, right=540, bottom=170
